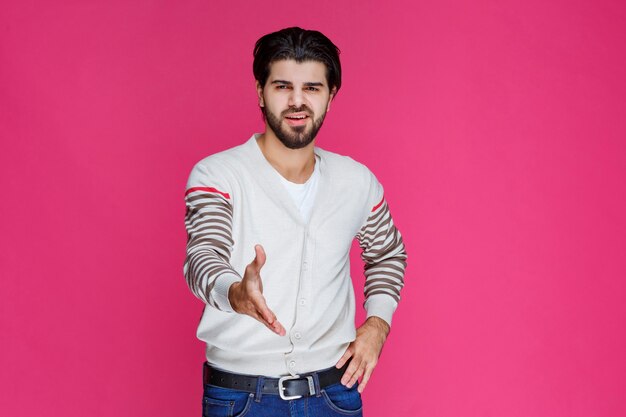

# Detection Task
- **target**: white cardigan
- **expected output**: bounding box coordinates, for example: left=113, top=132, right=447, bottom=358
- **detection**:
left=184, top=133, right=407, bottom=377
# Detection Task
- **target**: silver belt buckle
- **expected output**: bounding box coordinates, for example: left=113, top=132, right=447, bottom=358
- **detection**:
left=278, top=375, right=315, bottom=400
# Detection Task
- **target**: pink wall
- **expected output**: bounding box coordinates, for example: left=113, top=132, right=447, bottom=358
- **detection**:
left=1, top=1, right=625, bottom=416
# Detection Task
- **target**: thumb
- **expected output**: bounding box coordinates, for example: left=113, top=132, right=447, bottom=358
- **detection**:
left=253, top=244, right=266, bottom=271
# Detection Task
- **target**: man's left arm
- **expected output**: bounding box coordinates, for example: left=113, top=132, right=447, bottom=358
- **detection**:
left=336, top=194, right=407, bottom=393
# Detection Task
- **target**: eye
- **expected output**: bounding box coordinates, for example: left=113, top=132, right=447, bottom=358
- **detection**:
left=306, top=87, right=319, bottom=92
left=276, top=85, right=290, bottom=90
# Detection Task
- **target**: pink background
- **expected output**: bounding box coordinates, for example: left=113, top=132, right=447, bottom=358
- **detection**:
left=1, top=1, right=625, bottom=416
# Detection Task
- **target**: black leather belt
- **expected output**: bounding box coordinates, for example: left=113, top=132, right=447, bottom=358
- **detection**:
left=203, top=361, right=348, bottom=400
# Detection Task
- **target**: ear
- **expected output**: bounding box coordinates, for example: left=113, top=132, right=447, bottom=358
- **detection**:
left=326, top=86, right=337, bottom=112
left=256, top=80, right=264, bottom=107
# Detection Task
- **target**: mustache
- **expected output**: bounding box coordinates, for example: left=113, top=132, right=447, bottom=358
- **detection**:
left=283, top=106, right=313, bottom=116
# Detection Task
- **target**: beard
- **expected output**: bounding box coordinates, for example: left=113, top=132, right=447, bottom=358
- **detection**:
left=262, top=104, right=327, bottom=149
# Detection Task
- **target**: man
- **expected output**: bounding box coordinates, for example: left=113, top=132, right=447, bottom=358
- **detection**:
left=183, top=27, right=407, bottom=416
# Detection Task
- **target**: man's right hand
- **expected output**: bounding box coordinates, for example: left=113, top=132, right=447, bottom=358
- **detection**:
left=228, top=244, right=286, bottom=336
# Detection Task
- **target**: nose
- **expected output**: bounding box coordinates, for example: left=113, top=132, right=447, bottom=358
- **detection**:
left=288, top=88, right=304, bottom=108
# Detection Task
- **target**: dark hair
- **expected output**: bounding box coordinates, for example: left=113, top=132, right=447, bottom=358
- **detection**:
left=253, top=27, right=342, bottom=96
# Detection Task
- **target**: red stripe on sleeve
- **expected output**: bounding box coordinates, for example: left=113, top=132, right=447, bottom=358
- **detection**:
left=372, top=195, right=385, bottom=212
left=185, top=186, right=231, bottom=199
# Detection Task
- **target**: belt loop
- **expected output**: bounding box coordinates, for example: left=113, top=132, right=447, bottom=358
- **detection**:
left=254, top=376, right=264, bottom=403
left=202, top=362, right=209, bottom=384
left=312, top=371, right=322, bottom=397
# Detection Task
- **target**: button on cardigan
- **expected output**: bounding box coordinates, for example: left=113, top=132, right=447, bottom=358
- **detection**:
left=183, top=133, right=407, bottom=377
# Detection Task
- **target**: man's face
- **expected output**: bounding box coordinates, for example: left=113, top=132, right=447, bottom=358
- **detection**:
left=257, top=59, right=336, bottom=149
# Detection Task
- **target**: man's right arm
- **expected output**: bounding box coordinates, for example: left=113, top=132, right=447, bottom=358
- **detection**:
left=183, top=161, right=285, bottom=335
left=183, top=162, right=241, bottom=312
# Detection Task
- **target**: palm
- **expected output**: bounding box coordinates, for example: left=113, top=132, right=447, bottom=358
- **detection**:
left=230, top=244, right=285, bottom=336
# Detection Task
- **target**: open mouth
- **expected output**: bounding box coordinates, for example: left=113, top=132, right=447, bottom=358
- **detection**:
left=284, top=113, right=310, bottom=126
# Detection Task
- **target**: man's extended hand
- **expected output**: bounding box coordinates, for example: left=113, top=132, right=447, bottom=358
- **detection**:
left=335, top=316, right=390, bottom=393
left=228, top=244, right=286, bottom=336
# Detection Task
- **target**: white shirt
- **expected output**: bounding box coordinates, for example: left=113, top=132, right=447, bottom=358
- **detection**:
left=275, top=155, right=321, bottom=223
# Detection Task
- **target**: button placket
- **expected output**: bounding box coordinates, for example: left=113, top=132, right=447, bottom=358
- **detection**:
left=286, top=227, right=315, bottom=375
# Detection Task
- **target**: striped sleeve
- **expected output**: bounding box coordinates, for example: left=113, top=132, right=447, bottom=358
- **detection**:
left=183, top=162, right=241, bottom=312
left=356, top=193, right=407, bottom=326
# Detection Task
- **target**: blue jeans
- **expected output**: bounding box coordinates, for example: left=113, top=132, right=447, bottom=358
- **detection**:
left=201, top=377, right=363, bottom=416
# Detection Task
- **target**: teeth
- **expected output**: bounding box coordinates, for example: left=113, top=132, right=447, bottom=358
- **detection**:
left=287, top=115, right=306, bottom=119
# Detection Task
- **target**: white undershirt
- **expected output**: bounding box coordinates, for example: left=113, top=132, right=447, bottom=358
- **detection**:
left=276, top=155, right=320, bottom=223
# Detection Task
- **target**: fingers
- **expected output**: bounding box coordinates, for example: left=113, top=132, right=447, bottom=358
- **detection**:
left=250, top=308, right=285, bottom=336
left=252, top=244, right=266, bottom=270
left=245, top=245, right=266, bottom=278
left=252, top=293, right=275, bottom=324
left=241, top=244, right=285, bottom=336
left=335, top=345, right=354, bottom=369
left=257, top=313, right=285, bottom=335
left=268, top=319, right=286, bottom=336
left=340, top=355, right=362, bottom=387
left=338, top=340, right=380, bottom=392
left=357, top=365, right=374, bottom=393
left=251, top=293, right=285, bottom=336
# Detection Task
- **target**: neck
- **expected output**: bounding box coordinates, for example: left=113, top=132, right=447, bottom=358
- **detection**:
left=257, top=131, right=316, bottom=184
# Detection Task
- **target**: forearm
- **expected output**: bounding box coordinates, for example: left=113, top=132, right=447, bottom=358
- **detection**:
left=184, top=175, right=240, bottom=311
left=183, top=249, right=241, bottom=311
left=357, top=197, right=408, bottom=325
